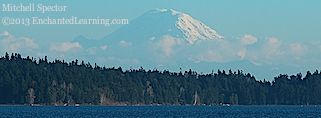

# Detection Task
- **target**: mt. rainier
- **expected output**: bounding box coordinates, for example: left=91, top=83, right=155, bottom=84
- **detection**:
left=72, top=8, right=293, bottom=80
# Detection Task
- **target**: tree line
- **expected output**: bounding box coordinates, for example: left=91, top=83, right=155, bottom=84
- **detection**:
left=0, top=52, right=320, bottom=105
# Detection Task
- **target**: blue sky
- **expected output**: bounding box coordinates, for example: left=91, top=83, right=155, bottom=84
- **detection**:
left=1, top=0, right=321, bottom=80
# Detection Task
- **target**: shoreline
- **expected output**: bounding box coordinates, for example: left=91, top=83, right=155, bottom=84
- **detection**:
left=0, top=104, right=318, bottom=107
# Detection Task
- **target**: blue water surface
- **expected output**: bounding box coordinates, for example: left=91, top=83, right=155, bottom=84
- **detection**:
left=0, top=105, right=320, bottom=117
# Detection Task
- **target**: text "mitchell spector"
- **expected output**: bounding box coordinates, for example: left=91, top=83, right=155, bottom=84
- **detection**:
left=2, top=3, right=67, bottom=13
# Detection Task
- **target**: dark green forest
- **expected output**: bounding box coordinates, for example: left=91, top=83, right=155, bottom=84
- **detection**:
left=1, top=52, right=321, bottom=105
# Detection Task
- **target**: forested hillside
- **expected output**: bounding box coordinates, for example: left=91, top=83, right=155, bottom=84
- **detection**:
left=0, top=52, right=321, bottom=105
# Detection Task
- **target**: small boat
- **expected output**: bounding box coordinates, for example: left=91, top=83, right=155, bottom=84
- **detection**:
left=64, top=103, right=68, bottom=107
left=75, top=103, right=80, bottom=107
left=222, top=103, right=230, bottom=107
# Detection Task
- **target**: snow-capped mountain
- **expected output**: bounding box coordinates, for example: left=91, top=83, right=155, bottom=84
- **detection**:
left=71, top=9, right=305, bottom=81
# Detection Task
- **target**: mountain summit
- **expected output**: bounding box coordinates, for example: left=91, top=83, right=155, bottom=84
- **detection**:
left=79, top=8, right=223, bottom=46
left=167, top=9, right=223, bottom=44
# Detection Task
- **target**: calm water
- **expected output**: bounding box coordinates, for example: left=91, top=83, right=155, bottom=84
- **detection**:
left=0, top=105, right=320, bottom=117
